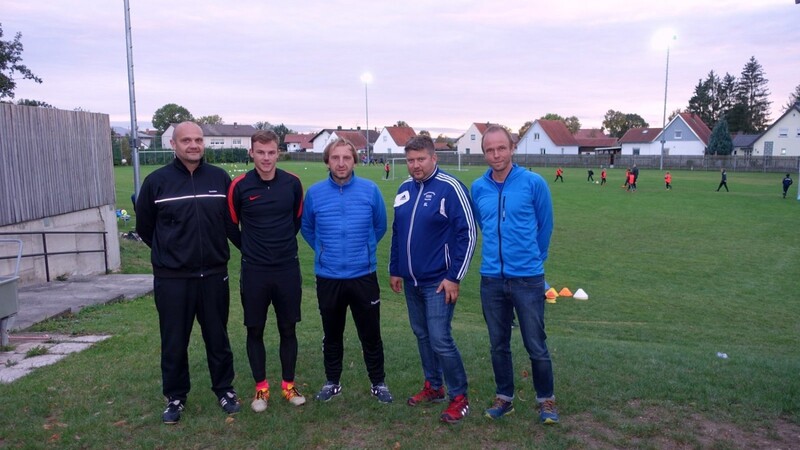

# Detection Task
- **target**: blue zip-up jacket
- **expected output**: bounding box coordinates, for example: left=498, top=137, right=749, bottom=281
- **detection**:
left=471, top=164, right=553, bottom=278
left=390, top=166, right=477, bottom=286
left=301, top=172, right=387, bottom=280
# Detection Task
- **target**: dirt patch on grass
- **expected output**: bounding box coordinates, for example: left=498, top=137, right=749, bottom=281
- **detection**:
left=566, top=400, right=800, bottom=449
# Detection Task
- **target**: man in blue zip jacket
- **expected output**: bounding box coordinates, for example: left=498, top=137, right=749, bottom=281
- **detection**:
left=390, top=135, right=477, bottom=424
left=470, top=125, right=559, bottom=425
left=136, top=121, right=241, bottom=424
left=301, top=138, right=393, bottom=404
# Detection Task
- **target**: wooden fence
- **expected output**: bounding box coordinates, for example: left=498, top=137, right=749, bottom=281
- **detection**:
left=0, top=104, right=115, bottom=227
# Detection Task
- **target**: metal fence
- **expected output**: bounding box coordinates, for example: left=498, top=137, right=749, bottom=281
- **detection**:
left=282, top=151, right=800, bottom=173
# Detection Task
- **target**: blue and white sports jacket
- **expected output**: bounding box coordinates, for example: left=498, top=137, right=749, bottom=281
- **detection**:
left=389, top=166, right=477, bottom=286
left=471, top=164, right=553, bottom=278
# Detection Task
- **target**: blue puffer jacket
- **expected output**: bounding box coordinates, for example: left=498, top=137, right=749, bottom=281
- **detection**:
left=301, top=172, right=387, bottom=279
left=471, top=164, right=553, bottom=278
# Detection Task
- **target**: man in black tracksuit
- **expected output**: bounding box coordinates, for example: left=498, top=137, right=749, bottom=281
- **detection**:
left=136, top=121, right=242, bottom=424
left=228, top=130, right=306, bottom=412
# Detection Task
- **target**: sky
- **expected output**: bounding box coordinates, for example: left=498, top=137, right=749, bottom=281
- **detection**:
left=4, top=0, right=800, bottom=137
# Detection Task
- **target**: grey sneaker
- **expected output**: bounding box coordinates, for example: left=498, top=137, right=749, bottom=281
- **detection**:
left=315, top=382, right=342, bottom=401
left=371, top=382, right=394, bottom=404
left=218, top=391, right=241, bottom=415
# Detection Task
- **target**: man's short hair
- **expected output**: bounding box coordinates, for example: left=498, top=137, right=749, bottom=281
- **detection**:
left=251, top=129, right=280, bottom=147
left=404, top=135, right=435, bottom=155
left=323, top=138, right=358, bottom=164
left=481, top=125, right=516, bottom=153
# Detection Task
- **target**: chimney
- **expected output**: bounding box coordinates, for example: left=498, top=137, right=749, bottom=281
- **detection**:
left=337, top=125, right=342, bottom=130
left=357, top=126, right=361, bottom=130
left=234, top=122, right=238, bottom=128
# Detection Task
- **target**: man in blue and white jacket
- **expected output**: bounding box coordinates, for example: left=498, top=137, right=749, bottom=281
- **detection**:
left=471, top=125, right=559, bottom=425
left=301, top=138, right=393, bottom=404
left=390, top=135, right=476, bottom=424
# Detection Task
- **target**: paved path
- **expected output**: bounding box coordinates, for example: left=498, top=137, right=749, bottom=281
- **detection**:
left=0, top=274, right=153, bottom=383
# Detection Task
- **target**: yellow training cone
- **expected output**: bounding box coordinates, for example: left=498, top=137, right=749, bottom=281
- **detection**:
left=545, top=297, right=556, bottom=304
left=545, top=287, right=558, bottom=299
left=558, top=287, right=573, bottom=297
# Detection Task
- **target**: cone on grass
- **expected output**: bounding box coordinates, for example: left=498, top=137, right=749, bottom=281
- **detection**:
left=545, top=297, right=557, bottom=304
left=545, top=287, right=558, bottom=299
left=573, top=288, right=589, bottom=300
left=558, top=287, right=573, bottom=297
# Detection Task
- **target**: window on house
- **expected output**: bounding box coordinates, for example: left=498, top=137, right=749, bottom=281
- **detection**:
left=633, top=148, right=640, bottom=155
left=778, top=128, right=788, bottom=138
left=210, top=138, right=224, bottom=146
left=534, top=133, right=540, bottom=140
left=383, top=136, right=388, bottom=141
left=232, top=138, right=242, bottom=146
left=674, top=130, right=682, bottom=139
left=781, top=149, right=787, bottom=155
left=470, top=134, right=476, bottom=141
left=796, top=128, right=800, bottom=137
left=540, top=148, right=546, bottom=155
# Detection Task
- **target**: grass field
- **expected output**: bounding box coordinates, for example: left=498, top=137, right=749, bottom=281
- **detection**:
left=2, top=160, right=799, bottom=449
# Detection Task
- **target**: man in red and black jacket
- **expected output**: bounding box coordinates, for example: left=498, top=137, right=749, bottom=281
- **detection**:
left=136, top=121, right=242, bottom=424
left=228, top=129, right=306, bottom=412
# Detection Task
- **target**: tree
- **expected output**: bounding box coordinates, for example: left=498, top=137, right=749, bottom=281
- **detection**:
left=152, top=103, right=193, bottom=134
left=539, top=113, right=581, bottom=134
left=196, top=114, right=224, bottom=125
left=15, top=98, right=52, bottom=108
left=270, top=123, right=296, bottom=151
left=687, top=71, right=721, bottom=128
left=0, top=24, right=42, bottom=100
left=519, top=121, right=533, bottom=138
left=418, top=130, right=431, bottom=137
left=706, top=119, right=733, bottom=155
left=783, top=84, right=800, bottom=112
left=395, top=120, right=409, bottom=127
left=254, top=121, right=273, bottom=130
left=602, top=110, right=649, bottom=138
left=734, top=56, right=771, bottom=133
left=667, top=108, right=682, bottom=122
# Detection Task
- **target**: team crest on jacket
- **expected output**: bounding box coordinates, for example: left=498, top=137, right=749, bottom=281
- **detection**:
left=423, top=191, right=436, bottom=207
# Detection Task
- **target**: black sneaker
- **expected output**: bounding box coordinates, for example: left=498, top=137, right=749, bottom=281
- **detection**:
left=219, top=391, right=241, bottom=415
left=162, top=398, right=184, bottom=424
left=371, top=382, right=394, bottom=404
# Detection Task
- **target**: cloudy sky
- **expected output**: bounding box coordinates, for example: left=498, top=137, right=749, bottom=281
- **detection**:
left=4, top=0, right=799, bottom=136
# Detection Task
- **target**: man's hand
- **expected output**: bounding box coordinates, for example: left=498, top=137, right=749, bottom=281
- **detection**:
left=436, top=279, right=460, bottom=304
left=390, top=276, right=403, bottom=294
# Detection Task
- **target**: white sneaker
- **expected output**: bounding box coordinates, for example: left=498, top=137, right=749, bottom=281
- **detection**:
left=282, top=384, right=306, bottom=406
left=251, top=388, right=269, bottom=412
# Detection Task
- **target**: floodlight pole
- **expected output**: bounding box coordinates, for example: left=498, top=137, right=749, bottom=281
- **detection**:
left=659, top=37, right=674, bottom=171
left=124, top=0, right=141, bottom=200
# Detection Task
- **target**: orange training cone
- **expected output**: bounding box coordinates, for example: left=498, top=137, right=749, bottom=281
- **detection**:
left=558, top=287, right=573, bottom=297
left=545, top=287, right=558, bottom=299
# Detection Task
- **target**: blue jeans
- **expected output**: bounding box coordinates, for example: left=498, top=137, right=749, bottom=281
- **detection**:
left=404, top=283, right=468, bottom=398
left=480, top=275, right=554, bottom=401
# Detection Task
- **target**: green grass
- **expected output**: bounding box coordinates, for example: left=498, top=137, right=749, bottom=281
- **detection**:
left=1, top=161, right=798, bottom=449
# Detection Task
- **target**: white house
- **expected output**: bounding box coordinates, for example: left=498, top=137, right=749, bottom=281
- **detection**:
left=373, top=126, right=416, bottom=156
left=456, top=123, right=492, bottom=155
left=284, top=133, right=314, bottom=152
left=651, top=113, right=711, bottom=156
left=516, top=119, right=579, bottom=155
left=161, top=123, right=256, bottom=149
left=752, top=103, right=800, bottom=157
left=619, top=128, right=661, bottom=155
left=309, top=128, right=379, bottom=153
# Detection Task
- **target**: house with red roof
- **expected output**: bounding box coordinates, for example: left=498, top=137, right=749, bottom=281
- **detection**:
left=309, top=127, right=380, bottom=153
left=284, top=133, right=314, bottom=152
left=619, top=127, right=662, bottom=155
left=573, top=128, right=619, bottom=154
left=516, top=119, right=579, bottom=155
left=652, top=112, right=712, bottom=156
left=456, top=122, right=493, bottom=155
left=373, top=126, right=417, bottom=156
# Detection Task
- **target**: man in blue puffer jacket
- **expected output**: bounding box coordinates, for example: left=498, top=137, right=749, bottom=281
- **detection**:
left=390, top=135, right=477, bottom=424
left=471, top=125, right=559, bottom=425
left=301, top=138, right=393, bottom=404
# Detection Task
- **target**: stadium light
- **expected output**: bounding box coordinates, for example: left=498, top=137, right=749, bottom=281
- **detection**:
left=653, top=29, right=676, bottom=171
left=360, top=72, right=373, bottom=164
